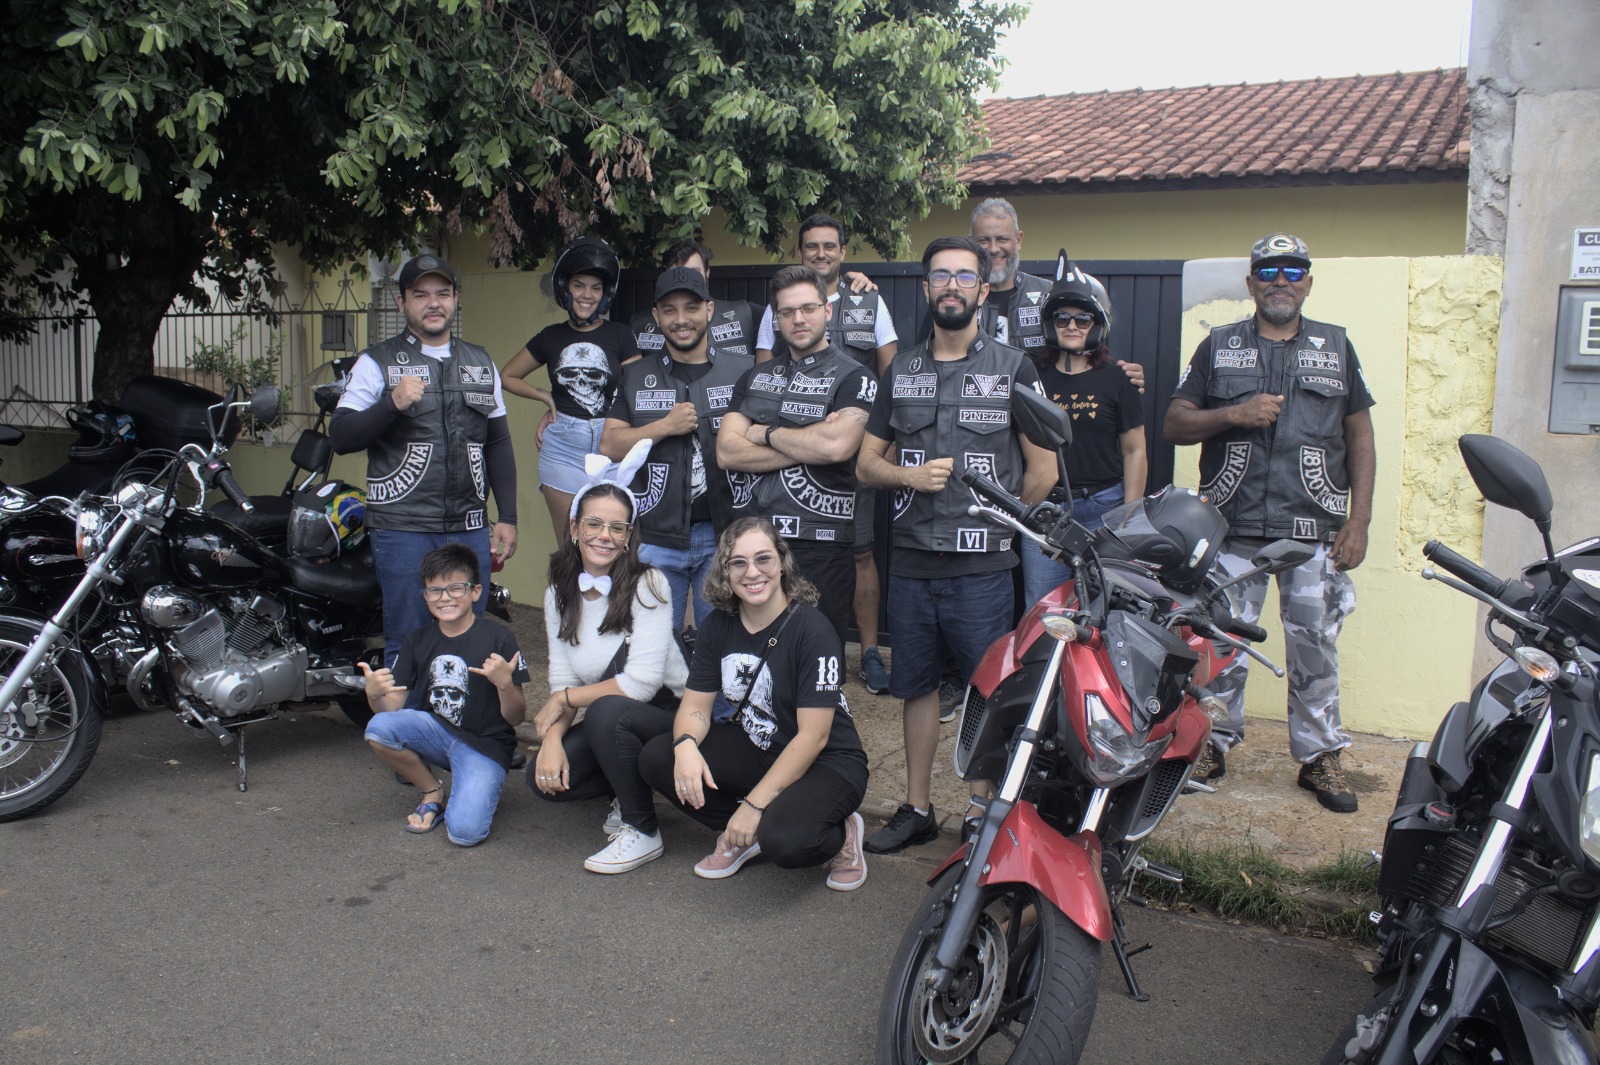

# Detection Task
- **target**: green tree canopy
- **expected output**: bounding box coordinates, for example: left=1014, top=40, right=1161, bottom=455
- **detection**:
left=0, top=0, right=1023, bottom=399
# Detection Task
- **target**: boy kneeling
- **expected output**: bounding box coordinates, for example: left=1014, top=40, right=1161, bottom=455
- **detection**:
left=361, top=543, right=529, bottom=845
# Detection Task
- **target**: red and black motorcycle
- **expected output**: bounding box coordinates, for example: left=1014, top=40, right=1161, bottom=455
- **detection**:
left=876, top=387, right=1311, bottom=1064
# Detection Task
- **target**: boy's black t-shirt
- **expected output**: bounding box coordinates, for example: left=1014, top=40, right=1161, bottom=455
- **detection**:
left=1036, top=360, right=1146, bottom=490
left=523, top=319, right=640, bottom=419
left=687, top=604, right=868, bottom=792
left=392, top=616, right=530, bottom=769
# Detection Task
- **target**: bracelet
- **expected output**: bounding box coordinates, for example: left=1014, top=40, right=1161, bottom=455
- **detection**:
left=672, top=734, right=698, bottom=749
left=562, top=688, right=573, bottom=709
left=764, top=425, right=777, bottom=448
left=739, top=796, right=766, bottom=813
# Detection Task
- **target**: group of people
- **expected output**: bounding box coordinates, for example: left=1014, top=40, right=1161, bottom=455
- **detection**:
left=328, top=199, right=1376, bottom=886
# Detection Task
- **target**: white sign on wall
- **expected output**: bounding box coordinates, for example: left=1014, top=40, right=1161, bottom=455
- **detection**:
left=1573, top=228, right=1600, bottom=280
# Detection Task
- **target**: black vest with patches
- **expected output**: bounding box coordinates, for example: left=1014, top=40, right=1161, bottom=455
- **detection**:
left=769, top=281, right=881, bottom=367
left=882, top=337, right=1028, bottom=555
left=361, top=332, right=497, bottom=533
left=633, top=300, right=759, bottom=360
left=979, top=271, right=1051, bottom=353
left=616, top=345, right=754, bottom=548
left=1195, top=316, right=1355, bottom=542
left=731, top=344, right=867, bottom=544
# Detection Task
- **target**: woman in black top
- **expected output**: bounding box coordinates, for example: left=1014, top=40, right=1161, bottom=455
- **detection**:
left=638, top=517, right=870, bottom=890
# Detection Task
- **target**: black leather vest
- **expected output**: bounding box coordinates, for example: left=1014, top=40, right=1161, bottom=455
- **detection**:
left=361, top=332, right=497, bottom=533
left=729, top=344, right=867, bottom=543
left=1195, top=316, right=1355, bottom=542
left=769, top=282, right=881, bottom=367
left=979, top=271, right=1050, bottom=353
left=882, top=337, right=1028, bottom=554
left=632, top=301, right=758, bottom=360
left=617, top=345, right=754, bottom=548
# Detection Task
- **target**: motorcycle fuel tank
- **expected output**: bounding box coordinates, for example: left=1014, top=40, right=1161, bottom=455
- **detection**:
left=0, top=511, right=81, bottom=589
left=164, top=510, right=285, bottom=590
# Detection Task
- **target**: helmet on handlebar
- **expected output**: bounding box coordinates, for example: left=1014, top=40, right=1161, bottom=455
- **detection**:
left=1094, top=486, right=1227, bottom=594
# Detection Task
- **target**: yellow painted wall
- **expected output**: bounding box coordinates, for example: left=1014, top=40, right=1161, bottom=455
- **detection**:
left=1172, top=255, right=1502, bottom=741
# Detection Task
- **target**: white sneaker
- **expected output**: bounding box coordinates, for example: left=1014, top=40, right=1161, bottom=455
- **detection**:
left=583, top=824, right=664, bottom=874
left=602, top=797, right=623, bottom=836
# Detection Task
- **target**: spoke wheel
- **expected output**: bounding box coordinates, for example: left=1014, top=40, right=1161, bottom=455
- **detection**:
left=0, top=621, right=103, bottom=821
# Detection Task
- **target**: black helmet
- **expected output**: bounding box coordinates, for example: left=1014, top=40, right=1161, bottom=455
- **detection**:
left=552, top=236, right=621, bottom=325
left=1095, top=486, right=1227, bottom=594
left=1042, top=249, right=1112, bottom=352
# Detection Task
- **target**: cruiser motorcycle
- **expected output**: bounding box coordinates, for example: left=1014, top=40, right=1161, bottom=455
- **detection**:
left=877, top=386, right=1309, bottom=1064
left=0, top=386, right=386, bottom=822
left=1323, top=434, right=1600, bottom=1064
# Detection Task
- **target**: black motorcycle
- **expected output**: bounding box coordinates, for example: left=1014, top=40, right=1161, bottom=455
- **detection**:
left=0, top=386, right=386, bottom=821
left=1323, top=434, right=1600, bottom=1064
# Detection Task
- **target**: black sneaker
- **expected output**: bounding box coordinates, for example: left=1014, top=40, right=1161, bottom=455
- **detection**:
left=938, top=680, right=964, bottom=724
left=1193, top=741, right=1226, bottom=781
left=864, top=803, right=940, bottom=854
left=859, top=647, right=890, bottom=695
left=1299, top=751, right=1358, bottom=813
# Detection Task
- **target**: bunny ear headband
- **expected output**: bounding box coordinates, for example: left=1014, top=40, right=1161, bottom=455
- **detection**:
left=568, top=438, right=652, bottom=521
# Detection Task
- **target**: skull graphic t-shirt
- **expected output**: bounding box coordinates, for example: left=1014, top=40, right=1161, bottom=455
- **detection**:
left=525, top=320, right=639, bottom=419
left=391, top=616, right=530, bottom=769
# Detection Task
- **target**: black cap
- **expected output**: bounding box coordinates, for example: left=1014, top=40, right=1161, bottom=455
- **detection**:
left=1249, top=233, right=1311, bottom=268
left=396, top=254, right=459, bottom=293
left=654, top=266, right=711, bottom=303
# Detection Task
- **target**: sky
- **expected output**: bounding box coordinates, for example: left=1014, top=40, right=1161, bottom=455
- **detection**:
left=992, top=0, right=1474, bottom=98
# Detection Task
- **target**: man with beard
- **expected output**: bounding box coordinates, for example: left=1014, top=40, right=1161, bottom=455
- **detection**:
left=331, top=255, right=519, bottom=668
left=856, top=237, right=1057, bottom=853
left=1163, top=233, right=1375, bottom=813
left=603, top=266, right=755, bottom=628
left=630, top=241, right=761, bottom=361
left=719, top=265, right=875, bottom=646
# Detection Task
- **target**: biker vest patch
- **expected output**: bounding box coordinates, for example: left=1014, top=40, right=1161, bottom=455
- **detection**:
left=370, top=443, right=433, bottom=504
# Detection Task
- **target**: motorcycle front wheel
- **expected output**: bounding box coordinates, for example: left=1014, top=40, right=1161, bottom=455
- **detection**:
left=0, top=620, right=103, bottom=821
left=877, top=863, right=1102, bottom=1065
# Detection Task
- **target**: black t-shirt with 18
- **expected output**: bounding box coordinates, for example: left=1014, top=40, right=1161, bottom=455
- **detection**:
left=392, top=616, right=530, bottom=769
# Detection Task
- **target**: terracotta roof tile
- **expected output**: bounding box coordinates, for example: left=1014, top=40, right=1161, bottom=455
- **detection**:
left=963, top=69, right=1469, bottom=190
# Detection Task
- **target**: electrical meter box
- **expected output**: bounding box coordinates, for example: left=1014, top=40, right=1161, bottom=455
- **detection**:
left=1550, top=286, right=1600, bottom=434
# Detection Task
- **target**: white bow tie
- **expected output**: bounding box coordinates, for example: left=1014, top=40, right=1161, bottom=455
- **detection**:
left=578, top=573, right=613, bottom=595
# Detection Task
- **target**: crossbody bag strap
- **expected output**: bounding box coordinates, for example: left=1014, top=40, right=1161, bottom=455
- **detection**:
left=731, top=607, right=796, bottom=718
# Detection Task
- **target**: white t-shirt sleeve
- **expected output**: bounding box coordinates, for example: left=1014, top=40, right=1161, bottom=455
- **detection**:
left=756, top=305, right=776, bottom=350
left=337, top=354, right=385, bottom=411
left=491, top=366, right=507, bottom=418
left=874, top=295, right=898, bottom=346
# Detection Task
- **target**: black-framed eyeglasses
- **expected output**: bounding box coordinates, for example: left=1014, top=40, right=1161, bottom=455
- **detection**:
left=1252, top=266, right=1308, bottom=283
left=579, top=516, right=633, bottom=539
left=1052, top=311, right=1096, bottom=327
left=422, top=582, right=474, bottom=601
left=926, top=269, right=981, bottom=289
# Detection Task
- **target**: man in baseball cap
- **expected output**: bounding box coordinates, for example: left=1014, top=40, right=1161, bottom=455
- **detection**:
left=395, top=253, right=461, bottom=293
left=1249, top=232, right=1312, bottom=269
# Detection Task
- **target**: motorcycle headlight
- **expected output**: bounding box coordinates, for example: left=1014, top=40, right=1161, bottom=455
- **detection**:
left=1580, top=752, right=1600, bottom=867
left=75, top=506, right=110, bottom=561
left=1079, top=691, right=1173, bottom=787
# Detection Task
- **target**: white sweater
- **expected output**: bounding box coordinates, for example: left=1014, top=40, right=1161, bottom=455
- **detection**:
left=543, top=568, right=688, bottom=702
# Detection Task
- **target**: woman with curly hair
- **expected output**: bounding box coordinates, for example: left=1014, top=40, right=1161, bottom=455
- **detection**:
left=528, top=480, right=689, bottom=875
left=637, top=517, right=870, bottom=889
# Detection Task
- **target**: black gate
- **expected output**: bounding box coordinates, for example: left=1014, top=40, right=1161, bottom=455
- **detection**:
left=616, top=258, right=1187, bottom=489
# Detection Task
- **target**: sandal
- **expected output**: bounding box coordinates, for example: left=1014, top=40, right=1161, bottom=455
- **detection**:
left=405, top=784, right=446, bottom=834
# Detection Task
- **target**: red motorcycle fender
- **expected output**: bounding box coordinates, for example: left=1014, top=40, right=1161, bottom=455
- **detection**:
left=927, top=804, right=1114, bottom=942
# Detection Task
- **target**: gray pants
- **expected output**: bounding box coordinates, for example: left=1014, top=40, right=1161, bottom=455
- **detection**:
left=1208, top=537, right=1355, bottom=763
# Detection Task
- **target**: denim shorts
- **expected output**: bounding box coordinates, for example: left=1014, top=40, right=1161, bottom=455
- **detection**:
left=537, top=414, right=606, bottom=494
left=886, top=568, right=1013, bottom=699
left=365, top=709, right=508, bottom=846
left=853, top=488, right=876, bottom=552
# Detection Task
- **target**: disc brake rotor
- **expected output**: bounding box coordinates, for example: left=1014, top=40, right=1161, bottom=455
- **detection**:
left=912, top=910, right=1011, bottom=1064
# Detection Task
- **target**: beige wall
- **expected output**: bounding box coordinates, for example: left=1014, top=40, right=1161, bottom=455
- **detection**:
left=1173, top=255, right=1502, bottom=741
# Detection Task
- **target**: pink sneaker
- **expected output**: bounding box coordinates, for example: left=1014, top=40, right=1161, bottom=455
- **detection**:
left=826, top=811, right=868, bottom=891
left=693, top=833, right=762, bottom=880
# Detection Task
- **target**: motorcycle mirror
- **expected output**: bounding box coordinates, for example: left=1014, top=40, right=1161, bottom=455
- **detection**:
left=1459, top=434, right=1553, bottom=529
left=1252, top=539, right=1317, bottom=575
left=1013, top=384, right=1072, bottom=451
left=249, top=385, right=280, bottom=425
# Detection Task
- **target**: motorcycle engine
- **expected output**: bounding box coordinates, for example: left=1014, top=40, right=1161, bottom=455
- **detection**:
left=141, top=586, right=307, bottom=716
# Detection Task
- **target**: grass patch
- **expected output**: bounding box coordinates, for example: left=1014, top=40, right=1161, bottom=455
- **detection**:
left=1138, top=840, right=1380, bottom=942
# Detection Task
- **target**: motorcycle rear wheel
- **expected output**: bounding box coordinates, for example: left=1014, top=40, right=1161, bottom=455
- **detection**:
left=877, top=863, right=1102, bottom=1065
left=0, top=621, right=103, bottom=822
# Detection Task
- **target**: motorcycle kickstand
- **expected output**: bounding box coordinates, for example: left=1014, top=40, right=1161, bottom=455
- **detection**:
left=1109, top=902, right=1153, bottom=1002
left=232, top=727, right=248, bottom=792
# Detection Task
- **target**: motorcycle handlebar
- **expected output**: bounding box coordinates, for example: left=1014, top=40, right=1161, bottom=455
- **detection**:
left=957, top=467, right=1028, bottom=520
left=1424, top=540, right=1512, bottom=601
left=1226, top=618, right=1269, bottom=643
left=200, top=458, right=254, bottom=513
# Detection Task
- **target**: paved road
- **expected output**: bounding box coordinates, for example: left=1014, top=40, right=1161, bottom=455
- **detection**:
left=3, top=706, right=1374, bottom=1064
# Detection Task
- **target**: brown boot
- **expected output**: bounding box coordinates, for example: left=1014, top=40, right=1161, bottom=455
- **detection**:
left=1298, top=751, right=1358, bottom=813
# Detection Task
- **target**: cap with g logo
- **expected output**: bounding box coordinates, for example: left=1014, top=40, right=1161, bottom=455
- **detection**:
left=1249, top=233, right=1311, bottom=268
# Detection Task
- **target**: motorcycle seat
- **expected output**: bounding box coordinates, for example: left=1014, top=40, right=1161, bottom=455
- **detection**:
left=209, top=495, right=293, bottom=546
left=284, top=550, right=380, bottom=607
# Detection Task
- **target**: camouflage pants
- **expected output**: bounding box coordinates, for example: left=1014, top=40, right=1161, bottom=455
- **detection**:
left=1207, top=537, right=1356, bottom=763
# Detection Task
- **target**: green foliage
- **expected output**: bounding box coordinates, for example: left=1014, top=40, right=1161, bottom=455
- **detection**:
left=0, top=0, right=1024, bottom=397
left=186, top=323, right=284, bottom=437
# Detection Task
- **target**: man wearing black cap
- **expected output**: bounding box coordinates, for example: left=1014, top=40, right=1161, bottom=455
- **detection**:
left=603, top=266, right=755, bottom=628
left=331, top=254, right=519, bottom=668
left=1163, top=233, right=1375, bottom=813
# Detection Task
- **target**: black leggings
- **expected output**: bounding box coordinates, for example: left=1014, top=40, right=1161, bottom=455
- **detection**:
left=527, top=695, right=675, bottom=835
left=639, top=724, right=866, bottom=868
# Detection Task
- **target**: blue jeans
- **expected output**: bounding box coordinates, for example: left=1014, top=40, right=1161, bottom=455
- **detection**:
left=886, top=569, right=1013, bottom=699
left=1020, top=484, right=1125, bottom=606
left=639, top=520, right=717, bottom=629
left=370, top=527, right=492, bottom=668
left=365, top=709, right=508, bottom=846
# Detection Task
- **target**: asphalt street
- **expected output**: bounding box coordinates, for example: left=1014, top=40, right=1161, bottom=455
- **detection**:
left=3, top=706, right=1375, bottom=1064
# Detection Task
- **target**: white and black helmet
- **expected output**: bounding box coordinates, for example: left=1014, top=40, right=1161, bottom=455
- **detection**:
left=1042, top=249, right=1113, bottom=351
left=552, top=235, right=621, bottom=325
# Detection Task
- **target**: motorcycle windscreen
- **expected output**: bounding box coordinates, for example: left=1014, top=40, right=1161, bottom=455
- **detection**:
left=1103, top=612, right=1199, bottom=733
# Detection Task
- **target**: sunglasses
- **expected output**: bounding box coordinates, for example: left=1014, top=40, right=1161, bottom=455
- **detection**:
left=1052, top=311, right=1096, bottom=328
left=1252, top=266, right=1308, bottom=283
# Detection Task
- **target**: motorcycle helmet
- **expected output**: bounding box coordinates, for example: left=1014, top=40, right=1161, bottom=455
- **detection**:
left=65, top=400, right=137, bottom=462
left=1042, top=249, right=1112, bottom=352
left=287, top=481, right=367, bottom=559
left=552, top=235, right=621, bottom=325
left=1095, top=486, right=1226, bottom=594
